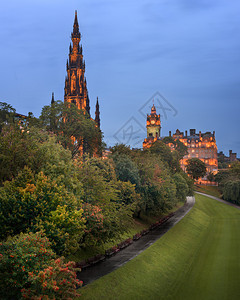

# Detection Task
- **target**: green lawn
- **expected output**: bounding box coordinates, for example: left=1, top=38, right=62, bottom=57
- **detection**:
left=79, top=194, right=240, bottom=300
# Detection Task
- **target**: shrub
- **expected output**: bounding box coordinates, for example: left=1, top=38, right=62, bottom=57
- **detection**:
left=0, top=232, right=82, bottom=299
left=0, top=232, right=55, bottom=299
left=223, top=179, right=240, bottom=204
left=21, top=257, right=82, bottom=299
left=0, top=167, right=78, bottom=240
left=82, top=203, right=105, bottom=247
left=173, top=173, right=189, bottom=201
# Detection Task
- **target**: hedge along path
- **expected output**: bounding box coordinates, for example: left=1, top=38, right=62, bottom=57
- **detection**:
left=79, top=194, right=240, bottom=300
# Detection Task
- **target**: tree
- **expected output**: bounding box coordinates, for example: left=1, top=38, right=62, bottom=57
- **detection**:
left=173, top=173, right=189, bottom=201
left=0, top=232, right=82, bottom=299
left=110, top=144, right=132, bottom=156
left=207, top=172, right=215, bottom=182
left=229, top=161, right=240, bottom=178
left=112, top=154, right=140, bottom=188
left=133, top=152, right=177, bottom=216
left=216, top=161, right=240, bottom=203
left=0, top=167, right=81, bottom=240
left=162, top=136, right=188, bottom=158
left=36, top=205, right=85, bottom=255
left=223, top=180, right=240, bottom=204
left=73, top=156, right=135, bottom=244
left=0, top=124, right=44, bottom=184
left=0, top=124, right=78, bottom=186
left=0, top=232, right=55, bottom=299
left=40, top=101, right=103, bottom=158
left=147, top=140, right=181, bottom=172
left=186, top=158, right=206, bottom=180
left=0, top=102, right=16, bottom=130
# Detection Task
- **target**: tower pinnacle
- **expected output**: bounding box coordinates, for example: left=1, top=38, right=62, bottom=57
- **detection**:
left=151, top=103, right=156, bottom=114
left=72, top=10, right=81, bottom=40
left=51, top=92, right=55, bottom=105
left=95, top=97, right=100, bottom=128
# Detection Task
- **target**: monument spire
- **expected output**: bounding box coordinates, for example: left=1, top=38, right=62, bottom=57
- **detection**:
left=64, top=11, right=89, bottom=115
left=95, top=97, right=100, bottom=128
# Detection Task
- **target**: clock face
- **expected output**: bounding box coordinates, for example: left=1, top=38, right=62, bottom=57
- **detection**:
left=151, top=120, right=155, bottom=125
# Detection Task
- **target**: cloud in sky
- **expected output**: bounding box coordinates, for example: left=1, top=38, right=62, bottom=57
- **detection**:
left=0, top=0, right=239, bottom=154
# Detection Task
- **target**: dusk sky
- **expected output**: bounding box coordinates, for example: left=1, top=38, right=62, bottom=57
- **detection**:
left=0, top=0, right=239, bottom=155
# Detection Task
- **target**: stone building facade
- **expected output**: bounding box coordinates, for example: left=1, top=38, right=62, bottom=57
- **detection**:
left=171, top=129, right=218, bottom=176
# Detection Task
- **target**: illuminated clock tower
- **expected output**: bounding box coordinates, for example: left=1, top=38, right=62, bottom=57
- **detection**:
left=147, top=104, right=161, bottom=138
left=143, top=104, right=161, bottom=149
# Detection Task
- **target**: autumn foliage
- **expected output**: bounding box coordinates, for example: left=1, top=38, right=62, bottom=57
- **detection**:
left=0, top=232, right=81, bottom=299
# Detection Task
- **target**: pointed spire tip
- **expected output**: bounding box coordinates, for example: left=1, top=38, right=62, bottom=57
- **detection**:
left=51, top=92, right=55, bottom=105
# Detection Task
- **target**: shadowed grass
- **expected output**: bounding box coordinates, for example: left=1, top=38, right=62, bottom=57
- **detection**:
left=79, top=194, right=240, bottom=300
left=194, top=185, right=221, bottom=198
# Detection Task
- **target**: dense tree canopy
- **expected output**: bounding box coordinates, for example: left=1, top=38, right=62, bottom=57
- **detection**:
left=216, top=161, right=240, bottom=204
left=40, top=101, right=103, bottom=158
left=112, top=154, right=140, bottom=188
left=162, top=136, right=188, bottom=158
left=186, top=158, right=207, bottom=180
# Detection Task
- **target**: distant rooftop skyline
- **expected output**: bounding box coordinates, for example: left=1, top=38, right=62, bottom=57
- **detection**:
left=0, top=0, right=239, bottom=155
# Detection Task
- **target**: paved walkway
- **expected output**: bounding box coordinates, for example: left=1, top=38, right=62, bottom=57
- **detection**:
left=195, top=192, right=240, bottom=210
left=79, top=196, right=195, bottom=285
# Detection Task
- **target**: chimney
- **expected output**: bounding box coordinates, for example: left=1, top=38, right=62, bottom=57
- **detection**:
left=229, top=150, right=232, bottom=156
left=169, top=131, right=171, bottom=137
left=199, top=131, right=201, bottom=138
left=185, top=130, right=187, bottom=137
left=190, top=129, right=196, bottom=136
left=213, top=131, right=215, bottom=136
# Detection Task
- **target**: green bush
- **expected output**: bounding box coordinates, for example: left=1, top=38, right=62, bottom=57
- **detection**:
left=173, top=173, right=189, bottom=201
left=0, top=167, right=79, bottom=240
left=35, top=205, right=85, bottom=255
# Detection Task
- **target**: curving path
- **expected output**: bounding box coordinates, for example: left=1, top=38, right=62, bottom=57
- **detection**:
left=79, top=196, right=195, bottom=286
left=195, top=192, right=240, bottom=210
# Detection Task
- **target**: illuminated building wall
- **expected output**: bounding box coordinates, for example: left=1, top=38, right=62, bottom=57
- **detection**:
left=171, top=129, right=218, bottom=176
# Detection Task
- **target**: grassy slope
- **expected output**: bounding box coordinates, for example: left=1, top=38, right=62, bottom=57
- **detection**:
left=79, top=194, right=240, bottom=300
left=194, top=185, right=221, bottom=198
